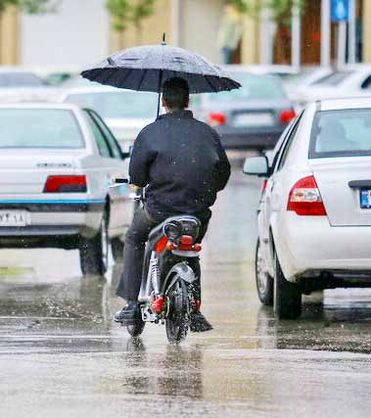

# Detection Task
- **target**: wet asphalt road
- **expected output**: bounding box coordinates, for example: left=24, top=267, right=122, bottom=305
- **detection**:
left=1, top=162, right=371, bottom=418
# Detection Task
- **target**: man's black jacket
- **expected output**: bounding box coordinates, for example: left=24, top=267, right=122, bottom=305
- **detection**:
left=129, top=110, right=231, bottom=221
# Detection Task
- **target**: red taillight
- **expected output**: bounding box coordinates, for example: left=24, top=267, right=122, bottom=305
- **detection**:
left=261, top=179, right=268, bottom=194
left=208, top=112, right=226, bottom=126
left=279, top=109, right=296, bottom=124
left=155, top=236, right=169, bottom=253
left=287, top=175, right=327, bottom=216
left=43, top=175, right=87, bottom=193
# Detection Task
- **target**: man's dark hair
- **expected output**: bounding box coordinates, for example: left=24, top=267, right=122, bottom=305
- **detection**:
left=162, top=77, right=190, bottom=110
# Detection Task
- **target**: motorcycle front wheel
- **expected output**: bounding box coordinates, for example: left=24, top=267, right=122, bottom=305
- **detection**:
left=165, top=277, right=190, bottom=344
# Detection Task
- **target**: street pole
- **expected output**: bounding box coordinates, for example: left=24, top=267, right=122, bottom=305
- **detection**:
left=337, top=20, right=347, bottom=67
left=291, top=4, right=301, bottom=69
left=260, top=7, right=274, bottom=64
left=171, top=0, right=181, bottom=46
left=321, top=0, right=331, bottom=67
left=348, top=0, right=356, bottom=63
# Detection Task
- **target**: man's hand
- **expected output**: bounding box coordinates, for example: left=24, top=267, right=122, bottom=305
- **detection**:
left=130, top=184, right=140, bottom=193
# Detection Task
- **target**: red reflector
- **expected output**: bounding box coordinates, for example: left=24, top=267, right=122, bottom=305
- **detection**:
left=193, top=243, right=202, bottom=252
left=208, top=112, right=226, bottom=126
left=155, top=236, right=169, bottom=253
left=280, top=109, right=296, bottom=124
left=287, top=175, right=327, bottom=216
left=43, top=175, right=87, bottom=193
left=152, top=295, right=165, bottom=314
left=261, top=179, right=268, bottom=194
left=181, top=235, right=193, bottom=245
left=194, top=299, right=201, bottom=312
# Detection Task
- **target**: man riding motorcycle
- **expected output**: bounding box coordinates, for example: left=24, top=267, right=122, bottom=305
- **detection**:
left=114, top=77, right=231, bottom=331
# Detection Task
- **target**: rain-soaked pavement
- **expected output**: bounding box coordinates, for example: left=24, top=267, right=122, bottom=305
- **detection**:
left=1, top=163, right=371, bottom=418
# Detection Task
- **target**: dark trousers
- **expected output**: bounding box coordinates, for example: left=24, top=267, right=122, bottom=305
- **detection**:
left=116, top=205, right=209, bottom=302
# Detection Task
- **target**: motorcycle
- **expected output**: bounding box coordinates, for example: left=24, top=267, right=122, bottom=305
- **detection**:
left=127, top=213, right=203, bottom=344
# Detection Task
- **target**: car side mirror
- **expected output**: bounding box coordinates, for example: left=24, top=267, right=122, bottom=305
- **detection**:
left=243, top=155, right=269, bottom=177
left=121, top=144, right=133, bottom=160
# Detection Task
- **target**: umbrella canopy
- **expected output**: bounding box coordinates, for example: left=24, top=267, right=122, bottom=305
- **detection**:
left=81, top=44, right=240, bottom=94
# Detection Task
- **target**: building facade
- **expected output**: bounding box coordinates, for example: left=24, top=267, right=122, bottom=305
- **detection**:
left=1, top=0, right=371, bottom=67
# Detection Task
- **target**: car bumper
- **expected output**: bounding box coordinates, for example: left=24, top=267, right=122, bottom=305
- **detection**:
left=274, top=214, right=371, bottom=283
left=0, top=200, right=104, bottom=246
left=218, top=130, right=283, bottom=149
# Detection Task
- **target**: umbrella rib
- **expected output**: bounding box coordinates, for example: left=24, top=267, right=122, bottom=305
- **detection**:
left=204, top=75, right=218, bottom=93
left=136, top=68, right=148, bottom=91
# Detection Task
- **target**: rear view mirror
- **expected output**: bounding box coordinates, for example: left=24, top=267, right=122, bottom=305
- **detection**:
left=243, top=155, right=269, bottom=177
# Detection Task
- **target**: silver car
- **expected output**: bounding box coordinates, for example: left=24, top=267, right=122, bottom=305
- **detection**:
left=60, top=86, right=158, bottom=152
left=192, top=69, right=296, bottom=150
left=0, top=103, right=133, bottom=275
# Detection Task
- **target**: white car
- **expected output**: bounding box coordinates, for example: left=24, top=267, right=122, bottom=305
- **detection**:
left=60, top=86, right=158, bottom=152
left=244, top=97, right=371, bottom=319
left=284, top=66, right=333, bottom=103
left=293, top=64, right=371, bottom=108
left=0, top=103, right=133, bottom=275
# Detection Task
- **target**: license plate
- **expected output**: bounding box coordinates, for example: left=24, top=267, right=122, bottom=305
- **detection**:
left=0, top=210, right=30, bottom=227
left=233, top=112, right=275, bottom=128
left=360, top=189, right=371, bottom=209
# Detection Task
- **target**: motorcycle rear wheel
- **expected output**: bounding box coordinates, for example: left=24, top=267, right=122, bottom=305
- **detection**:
left=166, top=277, right=189, bottom=344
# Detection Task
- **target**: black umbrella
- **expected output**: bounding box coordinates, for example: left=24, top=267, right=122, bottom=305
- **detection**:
left=81, top=35, right=240, bottom=116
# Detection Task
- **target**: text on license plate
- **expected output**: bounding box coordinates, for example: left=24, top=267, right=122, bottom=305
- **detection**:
left=360, top=189, right=371, bottom=209
left=0, top=210, right=30, bottom=226
left=233, top=112, right=275, bottom=128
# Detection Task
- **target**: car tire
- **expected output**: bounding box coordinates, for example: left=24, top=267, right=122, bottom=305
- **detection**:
left=111, top=237, right=124, bottom=263
left=273, top=253, right=302, bottom=319
left=80, top=210, right=109, bottom=276
left=255, top=239, right=273, bottom=306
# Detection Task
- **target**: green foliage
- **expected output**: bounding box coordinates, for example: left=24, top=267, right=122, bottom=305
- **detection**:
left=0, top=0, right=50, bottom=13
left=106, top=0, right=157, bottom=32
left=228, top=0, right=306, bottom=22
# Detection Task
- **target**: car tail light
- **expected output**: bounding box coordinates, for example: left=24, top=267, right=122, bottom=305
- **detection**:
left=261, top=179, right=268, bottom=194
left=208, top=112, right=226, bottom=126
left=279, top=109, right=296, bottom=124
left=287, top=175, right=327, bottom=216
left=43, top=175, right=87, bottom=193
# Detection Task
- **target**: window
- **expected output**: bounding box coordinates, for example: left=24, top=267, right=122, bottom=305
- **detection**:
left=85, top=111, right=111, bottom=158
left=88, top=110, right=123, bottom=159
left=312, top=71, right=354, bottom=86
left=0, top=109, right=84, bottom=149
left=274, top=112, right=303, bottom=172
left=207, top=73, right=286, bottom=103
left=65, top=91, right=158, bottom=119
left=309, top=109, right=371, bottom=159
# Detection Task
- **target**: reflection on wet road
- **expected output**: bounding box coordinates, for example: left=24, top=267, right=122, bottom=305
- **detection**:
left=1, top=165, right=371, bottom=417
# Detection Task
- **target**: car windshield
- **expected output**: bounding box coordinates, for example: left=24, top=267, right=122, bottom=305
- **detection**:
left=0, top=72, right=46, bottom=87
left=207, top=73, right=286, bottom=103
left=310, top=109, right=371, bottom=158
left=0, top=109, right=84, bottom=148
left=312, top=71, right=354, bottom=86
left=65, top=91, right=158, bottom=119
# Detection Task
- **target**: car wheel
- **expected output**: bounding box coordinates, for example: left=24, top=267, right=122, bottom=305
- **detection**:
left=111, top=237, right=124, bottom=263
left=80, top=210, right=109, bottom=276
left=273, top=253, right=301, bottom=319
left=255, top=240, right=273, bottom=306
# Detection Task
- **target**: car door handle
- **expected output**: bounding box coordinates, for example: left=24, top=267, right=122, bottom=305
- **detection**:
left=348, top=180, right=371, bottom=189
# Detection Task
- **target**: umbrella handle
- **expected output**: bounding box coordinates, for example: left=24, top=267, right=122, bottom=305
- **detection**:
left=156, top=69, right=163, bottom=118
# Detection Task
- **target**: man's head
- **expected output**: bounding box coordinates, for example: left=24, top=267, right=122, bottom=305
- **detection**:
left=162, top=77, right=190, bottom=112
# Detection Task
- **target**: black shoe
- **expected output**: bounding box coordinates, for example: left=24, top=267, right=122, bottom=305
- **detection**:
left=113, top=302, right=141, bottom=325
left=190, top=312, right=213, bottom=332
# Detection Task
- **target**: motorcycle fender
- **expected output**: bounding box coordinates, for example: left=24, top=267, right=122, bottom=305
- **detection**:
left=163, top=262, right=197, bottom=293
